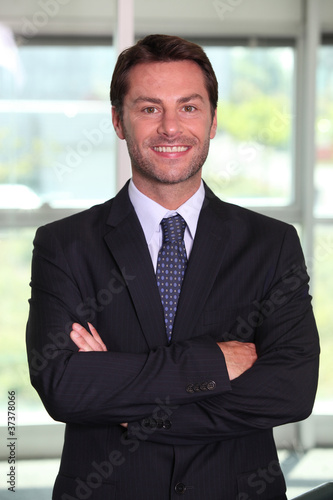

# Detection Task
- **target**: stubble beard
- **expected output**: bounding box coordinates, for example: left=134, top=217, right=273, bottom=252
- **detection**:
left=123, top=130, right=211, bottom=186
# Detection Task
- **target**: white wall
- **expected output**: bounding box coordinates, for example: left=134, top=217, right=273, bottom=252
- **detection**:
left=1, top=0, right=332, bottom=39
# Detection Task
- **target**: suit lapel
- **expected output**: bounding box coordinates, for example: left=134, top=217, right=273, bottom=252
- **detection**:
left=103, top=183, right=232, bottom=347
left=172, top=187, right=232, bottom=342
left=103, top=183, right=168, bottom=349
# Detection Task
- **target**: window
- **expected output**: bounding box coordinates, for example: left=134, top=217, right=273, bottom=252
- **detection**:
left=203, top=43, right=294, bottom=207
left=0, top=42, right=116, bottom=209
left=315, top=44, right=333, bottom=218
left=0, top=39, right=115, bottom=418
left=313, top=43, right=333, bottom=403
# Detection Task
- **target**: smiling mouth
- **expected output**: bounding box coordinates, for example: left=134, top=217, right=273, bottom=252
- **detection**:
left=152, top=146, right=190, bottom=153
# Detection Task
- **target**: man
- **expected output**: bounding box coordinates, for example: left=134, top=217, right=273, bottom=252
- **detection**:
left=26, top=35, right=319, bottom=500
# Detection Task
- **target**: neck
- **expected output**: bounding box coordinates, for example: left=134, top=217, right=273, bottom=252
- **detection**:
left=132, top=175, right=202, bottom=210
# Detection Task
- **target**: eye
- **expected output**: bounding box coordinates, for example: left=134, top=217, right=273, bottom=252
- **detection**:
left=143, top=107, right=157, bottom=114
left=183, top=105, right=196, bottom=112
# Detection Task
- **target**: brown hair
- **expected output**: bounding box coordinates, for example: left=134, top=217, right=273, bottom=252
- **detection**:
left=110, top=34, right=218, bottom=119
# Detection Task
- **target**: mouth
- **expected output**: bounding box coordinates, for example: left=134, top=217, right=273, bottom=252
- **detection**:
left=152, top=146, right=191, bottom=153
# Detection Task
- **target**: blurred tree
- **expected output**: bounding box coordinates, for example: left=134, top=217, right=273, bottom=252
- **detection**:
left=217, top=96, right=291, bottom=148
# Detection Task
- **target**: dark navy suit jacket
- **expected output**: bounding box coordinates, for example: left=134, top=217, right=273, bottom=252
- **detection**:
left=26, top=182, right=320, bottom=500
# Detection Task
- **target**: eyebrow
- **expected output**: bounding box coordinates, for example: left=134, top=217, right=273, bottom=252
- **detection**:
left=132, top=93, right=205, bottom=105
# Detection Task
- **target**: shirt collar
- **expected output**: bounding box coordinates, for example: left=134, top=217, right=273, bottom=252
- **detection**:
left=128, top=179, right=205, bottom=244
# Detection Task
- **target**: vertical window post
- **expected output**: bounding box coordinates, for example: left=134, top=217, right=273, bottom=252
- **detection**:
left=114, top=0, right=134, bottom=190
left=301, top=0, right=319, bottom=261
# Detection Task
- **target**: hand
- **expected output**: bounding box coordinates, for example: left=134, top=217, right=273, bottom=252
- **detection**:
left=217, top=341, right=257, bottom=381
left=70, top=323, right=107, bottom=352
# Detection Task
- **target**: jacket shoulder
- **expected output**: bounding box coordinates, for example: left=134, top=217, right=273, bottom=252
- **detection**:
left=35, top=199, right=114, bottom=243
left=205, top=187, right=293, bottom=236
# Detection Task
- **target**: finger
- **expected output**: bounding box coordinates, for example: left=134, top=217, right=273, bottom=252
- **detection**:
left=71, top=323, right=105, bottom=352
left=70, top=323, right=96, bottom=351
left=70, top=329, right=94, bottom=351
left=87, top=322, right=107, bottom=351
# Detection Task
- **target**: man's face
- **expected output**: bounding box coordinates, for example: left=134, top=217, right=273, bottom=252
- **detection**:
left=112, top=60, right=217, bottom=189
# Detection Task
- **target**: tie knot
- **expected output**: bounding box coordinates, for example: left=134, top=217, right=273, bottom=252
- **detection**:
left=161, top=214, right=186, bottom=243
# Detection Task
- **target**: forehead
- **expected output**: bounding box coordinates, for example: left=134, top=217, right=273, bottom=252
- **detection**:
left=125, top=60, right=209, bottom=102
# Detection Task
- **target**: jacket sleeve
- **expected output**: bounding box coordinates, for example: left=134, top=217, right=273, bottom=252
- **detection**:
left=26, top=224, right=231, bottom=425
left=126, top=225, right=320, bottom=445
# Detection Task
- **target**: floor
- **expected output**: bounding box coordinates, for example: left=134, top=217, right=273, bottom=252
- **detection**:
left=0, top=448, right=332, bottom=499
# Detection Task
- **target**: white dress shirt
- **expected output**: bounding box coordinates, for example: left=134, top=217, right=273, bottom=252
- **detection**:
left=128, top=179, right=205, bottom=272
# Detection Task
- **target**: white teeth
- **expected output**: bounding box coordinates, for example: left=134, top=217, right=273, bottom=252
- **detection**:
left=153, top=146, right=189, bottom=153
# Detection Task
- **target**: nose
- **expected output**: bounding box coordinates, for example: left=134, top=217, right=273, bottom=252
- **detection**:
left=157, top=109, right=183, bottom=138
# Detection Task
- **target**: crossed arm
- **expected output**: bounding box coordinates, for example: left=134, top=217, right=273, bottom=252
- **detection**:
left=69, top=309, right=318, bottom=445
left=70, top=322, right=257, bottom=430
left=70, top=322, right=258, bottom=381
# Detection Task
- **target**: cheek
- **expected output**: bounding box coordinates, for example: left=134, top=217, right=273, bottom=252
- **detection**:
left=189, top=122, right=213, bottom=140
left=129, top=118, right=155, bottom=139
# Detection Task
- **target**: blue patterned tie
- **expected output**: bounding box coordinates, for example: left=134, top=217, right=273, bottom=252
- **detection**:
left=156, top=214, right=187, bottom=342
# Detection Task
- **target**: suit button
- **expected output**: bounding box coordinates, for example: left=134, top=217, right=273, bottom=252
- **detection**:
left=142, top=418, right=151, bottom=428
left=175, top=482, right=186, bottom=494
left=193, top=383, right=201, bottom=392
left=149, top=418, right=157, bottom=428
left=163, top=420, right=171, bottom=429
left=200, top=382, right=208, bottom=391
left=207, top=380, right=216, bottom=391
left=156, top=419, right=163, bottom=429
left=186, top=384, right=194, bottom=393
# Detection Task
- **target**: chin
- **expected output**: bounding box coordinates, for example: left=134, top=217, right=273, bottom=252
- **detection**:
left=154, top=171, right=199, bottom=185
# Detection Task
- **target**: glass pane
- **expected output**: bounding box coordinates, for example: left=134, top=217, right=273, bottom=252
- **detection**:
left=203, top=46, right=294, bottom=207
left=312, top=225, right=333, bottom=403
left=0, top=44, right=116, bottom=208
left=0, top=228, right=50, bottom=421
left=315, top=45, right=333, bottom=217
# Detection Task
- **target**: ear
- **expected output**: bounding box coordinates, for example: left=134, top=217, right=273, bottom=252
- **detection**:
left=112, top=106, right=125, bottom=140
left=210, top=109, right=217, bottom=139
